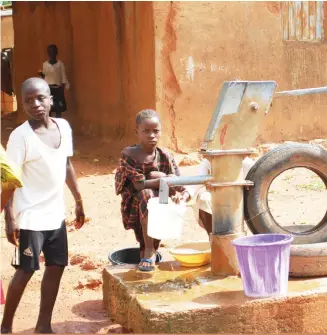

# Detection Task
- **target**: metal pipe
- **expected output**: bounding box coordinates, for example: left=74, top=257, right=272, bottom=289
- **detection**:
left=159, top=175, right=213, bottom=204
left=207, top=154, right=247, bottom=275
left=208, top=155, right=245, bottom=235
left=275, top=86, right=327, bottom=98
left=211, top=187, right=244, bottom=235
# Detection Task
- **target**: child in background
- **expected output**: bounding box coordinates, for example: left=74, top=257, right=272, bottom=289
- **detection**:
left=115, top=109, right=190, bottom=272
left=38, top=44, right=69, bottom=118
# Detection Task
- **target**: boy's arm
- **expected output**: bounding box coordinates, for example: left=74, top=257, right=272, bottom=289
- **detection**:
left=61, top=62, right=70, bottom=90
left=137, top=153, right=190, bottom=200
left=66, top=158, right=85, bottom=229
left=133, top=178, right=161, bottom=191
left=134, top=178, right=190, bottom=202
left=121, top=148, right=183, bottom=192
left=4, top=197, right=19, bottom=246
left=65, top=122, right=84, bottom=228
left=121, top=147, right=162, bottom=191
left=185, top=159, right=211, bottom=200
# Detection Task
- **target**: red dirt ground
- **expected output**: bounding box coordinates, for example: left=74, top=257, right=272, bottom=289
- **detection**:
left=1, top=115, right=326, bottom=333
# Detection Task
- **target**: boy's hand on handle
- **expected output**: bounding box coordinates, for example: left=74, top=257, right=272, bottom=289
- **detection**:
left=5, top=216, right=20, bottom=247
left=171, top=191, right=190, bottom=204
left=74, top=200, right=85, bottom=230
left=171, top=194, right=182, bottom=204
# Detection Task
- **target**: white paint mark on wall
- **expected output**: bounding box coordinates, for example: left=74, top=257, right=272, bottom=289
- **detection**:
left=210, top=64, right=228, bottom=73
left=185, top=56, right=195, bottom=81
left=179, top=58, right=230, bottom=84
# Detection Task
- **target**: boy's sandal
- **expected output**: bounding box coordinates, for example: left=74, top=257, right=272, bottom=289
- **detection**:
left=138, top=258, right=155, bottom=272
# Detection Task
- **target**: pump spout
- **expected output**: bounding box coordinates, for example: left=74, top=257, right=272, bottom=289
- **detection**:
left=159, top=175, right=213, bottom=204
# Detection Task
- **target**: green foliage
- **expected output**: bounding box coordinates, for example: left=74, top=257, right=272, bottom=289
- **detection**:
left=1, top=1, right=12, bottom=7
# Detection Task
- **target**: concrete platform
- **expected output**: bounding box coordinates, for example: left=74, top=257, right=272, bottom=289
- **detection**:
left=103, top=261, right=327, bottom=333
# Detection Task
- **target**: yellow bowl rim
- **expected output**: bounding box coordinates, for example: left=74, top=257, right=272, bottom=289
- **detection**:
left=169, top=240, right=211, bottom=255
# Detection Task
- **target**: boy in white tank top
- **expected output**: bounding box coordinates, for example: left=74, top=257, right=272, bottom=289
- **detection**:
left=1, top=78, right=85, bottom=334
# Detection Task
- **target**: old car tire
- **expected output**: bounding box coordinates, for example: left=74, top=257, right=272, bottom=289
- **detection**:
left=290, top=242, right=327, bottom=277
left=244, top=143, right=327, bottom=244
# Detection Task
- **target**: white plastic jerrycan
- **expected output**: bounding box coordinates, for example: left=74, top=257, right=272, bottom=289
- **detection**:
left=147, top=197, right=187, bottom=240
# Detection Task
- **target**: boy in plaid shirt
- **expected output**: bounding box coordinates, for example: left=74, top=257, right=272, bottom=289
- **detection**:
left=115, top=109, right=190, bottom=271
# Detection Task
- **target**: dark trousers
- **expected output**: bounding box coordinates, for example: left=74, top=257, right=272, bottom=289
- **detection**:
left=49, top=86, right=66, bottom=118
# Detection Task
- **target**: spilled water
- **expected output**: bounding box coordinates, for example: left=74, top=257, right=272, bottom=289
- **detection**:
left=111, top=238, right=327, bottom=311
left=113, top=260, right=327, bottom=310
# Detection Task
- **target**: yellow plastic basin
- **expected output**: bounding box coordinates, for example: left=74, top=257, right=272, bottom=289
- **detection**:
left=169, top=241, right=211, bottom=267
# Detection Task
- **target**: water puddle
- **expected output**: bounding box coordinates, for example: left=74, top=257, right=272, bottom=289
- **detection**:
left=111, top=260, right=327, bottom=310
left=288, top=278, right=325, bottom=292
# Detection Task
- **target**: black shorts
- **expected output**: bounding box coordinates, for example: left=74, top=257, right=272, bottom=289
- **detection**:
left=12, top=221, right=68, bottom=272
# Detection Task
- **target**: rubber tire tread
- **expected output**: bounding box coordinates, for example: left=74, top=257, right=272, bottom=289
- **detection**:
left=244, top=143, right=327, bottom=244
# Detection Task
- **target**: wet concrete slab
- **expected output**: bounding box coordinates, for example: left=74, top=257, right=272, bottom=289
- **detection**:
left=103, top=261, right=327, bottom=333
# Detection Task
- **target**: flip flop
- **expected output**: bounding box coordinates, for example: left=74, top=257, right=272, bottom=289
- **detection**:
left=138, top=258, right=155, bottom=272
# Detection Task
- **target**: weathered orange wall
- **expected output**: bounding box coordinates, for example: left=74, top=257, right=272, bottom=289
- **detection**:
left=1, top=14, right=14, bottom=49
left=12, top=2, right=327, bottom=153
left=12, top=1, right=155, bottom=148
left=154, top=1, right=327, bottom=151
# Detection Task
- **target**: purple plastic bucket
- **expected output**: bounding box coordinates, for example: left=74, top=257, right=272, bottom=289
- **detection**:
left=232, top=234, right=293, bottom=298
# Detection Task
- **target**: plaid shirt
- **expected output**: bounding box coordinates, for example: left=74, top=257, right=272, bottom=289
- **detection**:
left=115, top=147, right=185, bottom=250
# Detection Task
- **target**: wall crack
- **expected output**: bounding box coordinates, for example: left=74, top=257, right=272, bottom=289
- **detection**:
left=161, top=1, right=185, bottom=153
